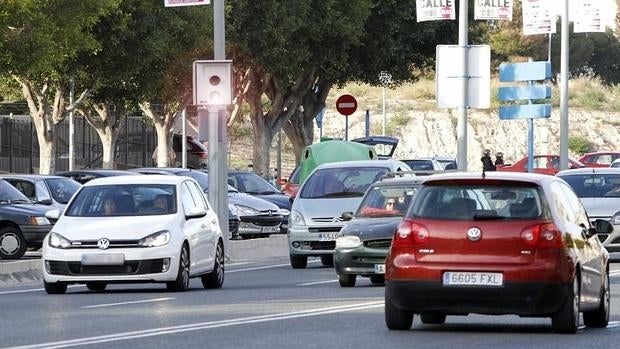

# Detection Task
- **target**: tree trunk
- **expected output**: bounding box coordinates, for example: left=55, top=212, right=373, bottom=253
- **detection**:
left=97, top=129, right=117, bottom=169
left=139, top=102, right=179, bottom=168
left=154, top=124, right=173, bottom=167
left=35, top=124, right=55, bottom=174
left=252, top=124, right=274, bottom=177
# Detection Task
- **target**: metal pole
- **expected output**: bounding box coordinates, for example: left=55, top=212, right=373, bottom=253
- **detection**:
left=69, top=78, right=74, bottom=171
left=382, top=86, right=386, bottom=136
left=457, top=0, right=469, bottom=171
left=365, top=110, right=370, bottom=137
left=209, top=0, right=229, bottom=257
left=345, top=115, right=349, bottom=141
left=276, top=129, right=282, bottom=187
left=559, top=0, right=569, bottom=170
left=181, top=108, right=187, bottom=168
left=548, top=33, right=552, bottom=62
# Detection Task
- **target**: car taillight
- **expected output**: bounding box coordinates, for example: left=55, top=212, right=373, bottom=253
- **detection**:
left=199, top=152, right=208, bottom=159
left=392, top=220, right=429, bottom=247
left=521, top=223, right=563, bottom=248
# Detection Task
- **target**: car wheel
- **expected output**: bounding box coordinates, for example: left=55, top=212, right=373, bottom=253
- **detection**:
left=552, top=276, right=580, bottom=334
left=86, top=282, right=107, bottom=292
left=0, top=227, right=27, bottom=259
left=385, top=289, right=413, bottom=330
left=338, top=273, right=356, bottom=287
left=420, top=312, right=446, bottom=324
left=289, top=255, right=307, bottom=269
left=44, top=281, right=67, bottom=294
left=202, top=240, right=225, bottom=289
left=369, top=275, right=385, bottom=285
left=167, top=245, right=190, bottom=292
left=584, top=269, right=610, bottom=328
left=320, top=255, right=334, bottom=267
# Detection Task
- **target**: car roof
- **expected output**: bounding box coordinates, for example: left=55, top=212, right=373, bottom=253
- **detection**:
left=421, top=171, right=554, bottom=186
left=314, top=159, right=407, bottom=170
left=0, top=174, right=68, bottom=180
left=57, top=169, right=139, bottom=176
left=84, top=174, right=185, bottom=187
left=557, top=168, right=620, bottom=176
left=374, top=176, right=428, bottom=186
left=130, top=167, right=191, bottom=174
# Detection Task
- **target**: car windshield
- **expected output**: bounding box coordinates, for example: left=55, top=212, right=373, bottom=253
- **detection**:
left=65, top=184, right=177, bottom=217
left=178, top=170, right=237, bottom=193
left=403, top=160, right=434, bottom=171
left=229, top=172, right=279, bottom=194
left=46, top=178, right=81, bottom=204
left=560, top=173, right=620, bottom=198
left=356, top=184, right=420, bottom=217
left=300, top=166, right=389, bottom=199
left=409, top=183, right=546, bottom=220
left=0, top=179, right=32, bottom=204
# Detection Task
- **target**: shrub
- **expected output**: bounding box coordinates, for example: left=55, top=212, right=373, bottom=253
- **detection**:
left=568, top=136, right=595, bottom=155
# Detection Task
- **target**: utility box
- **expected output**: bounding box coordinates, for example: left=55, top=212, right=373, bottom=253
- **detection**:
left=193, top=60, right=233, bottom=106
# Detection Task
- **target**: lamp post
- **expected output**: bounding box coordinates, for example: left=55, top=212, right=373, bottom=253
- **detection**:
left=379, top=71, right=392, bottom=136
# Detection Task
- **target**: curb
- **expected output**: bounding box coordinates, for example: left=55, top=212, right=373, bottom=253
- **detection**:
left=0, top=235, right=289, bottom=288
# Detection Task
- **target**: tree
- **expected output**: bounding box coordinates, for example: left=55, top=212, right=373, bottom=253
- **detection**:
left=0, top=0, right=118, bottom=174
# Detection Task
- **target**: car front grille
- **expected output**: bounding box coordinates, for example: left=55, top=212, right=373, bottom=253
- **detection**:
left=308, top=227, right=342, bottom=233
left=47, top=259, right=165, bottom=276
left=363, top=239, right=392, bottom=249
left=229, top=218, right=240, bottom=234
left=240, top=215, right=282, bottom=226
left=312, top=217, right=344, bottom=223
left=68, top=240, right=141, bottom=249
left=309, top=241, right=336, bottom=250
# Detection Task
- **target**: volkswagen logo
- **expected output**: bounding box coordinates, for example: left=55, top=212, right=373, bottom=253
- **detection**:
left=466, top=227, right=482, bottom=242
left=97, top=238, right=110, bottom=250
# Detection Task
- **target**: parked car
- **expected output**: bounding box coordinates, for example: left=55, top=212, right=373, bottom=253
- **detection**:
left=1, top=175, right=81, bottom=210
left=280, top=165, right=301, bottom=197
left=227, top=170, right=291, bottom=233
left=351, top=136, right=399, bottom=159
left=288, top=159, right=412, bottom=269
left=497, top=155, right=585, bottom=175
left=610, top=159, right=620, bottom=168
left=384, top=171, right=612, bottom=333
left=334, top=175, right=425, bottom=287
left=0, top=179, right=55, bottom=259
left=56, top=169, right=140, bottom=184
left=578, top=151, right=620, bottom=168
left=171, top=133, right=208, bottom=169
left=400, top=159, right=444, bottom=171
left=41, top=175, right=225, bottom=294
left=557, top=168, right=620, bottom=259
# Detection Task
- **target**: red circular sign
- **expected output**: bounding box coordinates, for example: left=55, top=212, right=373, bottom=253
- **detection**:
left=336, top=94, right=358, bottom=116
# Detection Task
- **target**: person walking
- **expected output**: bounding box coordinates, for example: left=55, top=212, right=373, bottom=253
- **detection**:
left=495, top=152, right=505, bottom=167
left=481, top=149, right=496, bottom=171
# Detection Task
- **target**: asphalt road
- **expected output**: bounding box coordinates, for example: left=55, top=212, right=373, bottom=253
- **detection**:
left=2, top=258, right=620, bottom=349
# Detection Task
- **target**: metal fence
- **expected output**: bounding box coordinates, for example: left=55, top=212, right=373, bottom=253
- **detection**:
left=0, top=115, right=157, bottom=174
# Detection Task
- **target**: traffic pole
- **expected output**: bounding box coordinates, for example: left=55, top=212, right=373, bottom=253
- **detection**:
left=559, top=0, right=569, bottom=170
left=457, top=0, right=469, bottom=171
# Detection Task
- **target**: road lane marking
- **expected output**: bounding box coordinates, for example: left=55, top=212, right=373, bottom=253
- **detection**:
left=226, top=262, right=252, bottom=266
left=81, top=297, right=175, bottom=309
left=228, top=260, right=319, bottom=273
left=0, top=285, right=83, bottom=295
left=3, top=301, right=384, bottom=349
left=297, top=279, right=338, bottom=286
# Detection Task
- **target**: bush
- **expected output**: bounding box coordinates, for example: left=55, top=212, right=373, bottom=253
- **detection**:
left=568, top=136, right=595, bottom=155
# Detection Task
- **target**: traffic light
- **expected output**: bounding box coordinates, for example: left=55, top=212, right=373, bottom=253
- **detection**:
left=193, top=60, right=233, bottom=106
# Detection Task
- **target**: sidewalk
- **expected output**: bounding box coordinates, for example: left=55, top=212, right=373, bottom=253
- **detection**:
left=0, top=235, right=289, bottom=287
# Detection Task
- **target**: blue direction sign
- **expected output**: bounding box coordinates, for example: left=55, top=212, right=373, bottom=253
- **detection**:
left=498, top=86, right=551, bottom=101
left=499, top=62, right=552, bottom=82
left=499, top=104, right=552, bottom=120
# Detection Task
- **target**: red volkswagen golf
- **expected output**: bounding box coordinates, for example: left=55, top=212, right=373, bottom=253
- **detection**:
left=384, top=172, right=613, bottom=334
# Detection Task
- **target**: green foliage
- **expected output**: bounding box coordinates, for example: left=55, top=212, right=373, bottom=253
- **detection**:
left=568, top=136, right=595, bottom=155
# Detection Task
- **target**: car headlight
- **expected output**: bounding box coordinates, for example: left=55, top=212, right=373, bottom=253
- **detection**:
left=336, top=236, right=362, bottom=249
left=138, top=230, right=171, bottom=247
left=234, top=205, right=259, bottom=216
left=612, top=211, right=620, bottom=225
left=289, top=210, right=306, bottom=226
left=48, top=232, right=71, bottom=249
left=30, top=216, right=51, bottom=226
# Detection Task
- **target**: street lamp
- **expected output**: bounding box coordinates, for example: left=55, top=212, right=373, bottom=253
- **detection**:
left=379, top=71, right=392, bottom=136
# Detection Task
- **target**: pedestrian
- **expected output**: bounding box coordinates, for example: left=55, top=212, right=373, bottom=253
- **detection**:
left=495, top=152, right=505, bottom=167
left=481, top=149, right=496, bottom=171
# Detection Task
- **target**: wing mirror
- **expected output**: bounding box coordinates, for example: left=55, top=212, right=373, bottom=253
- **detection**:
left=591, top=219, right=613, bottom=235
left=341, top=212, right=354, bottom=221
left=37, top=199, right=53, bottom=205
left=45, top=209, right=61, bottom=220
left=186, top=207, right=207, bottom=220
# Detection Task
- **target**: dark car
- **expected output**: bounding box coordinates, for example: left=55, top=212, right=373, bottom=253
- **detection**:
left=227, top=170, right=291, bottom=233
left=0, top=179, right=55, bottom=259
left=132, top=168, right=284, bottom=239
left=56, top=169, right=140, bottom=184
left=1, top=175, right=81, bottom=210
left=384, top=172, right=612, bottom=333
left=334, top=176, right=425, bottom=287
left=170, top=133, right=208, bottom=169
left=280, top=165, right=301, bottom=197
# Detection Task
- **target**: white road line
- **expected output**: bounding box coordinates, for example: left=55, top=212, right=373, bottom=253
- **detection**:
left=297, top=279, right=338, bottom=287
left=0, top=285, right=83, bottom=295
left=226, top=262, right=252, bottom=267
left=3, top=301, right=384, bottom=349
left=81, top=297, right=175, bottom=309
left=227, top=260, right=319, bottom=273
left=607, top=321, right=620, bottom=328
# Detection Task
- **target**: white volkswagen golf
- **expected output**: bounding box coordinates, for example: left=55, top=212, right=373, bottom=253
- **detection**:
left=42, top=175, right=224, bottom=294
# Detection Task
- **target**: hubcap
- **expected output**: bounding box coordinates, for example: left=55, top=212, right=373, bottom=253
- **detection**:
left=0, top=233, right=20, bottom=255
left=217, top=244, right=224, bottom=284
left=181, top=248, right=189, bottom=287
left=573, top=278, right=580, bottom=326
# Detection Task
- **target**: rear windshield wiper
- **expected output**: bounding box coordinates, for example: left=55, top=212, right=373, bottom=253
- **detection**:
left=473, top=214, right=507, bottom=220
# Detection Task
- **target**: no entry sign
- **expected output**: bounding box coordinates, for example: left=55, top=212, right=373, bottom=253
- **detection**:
left=336, top=94, right=358, bottom=116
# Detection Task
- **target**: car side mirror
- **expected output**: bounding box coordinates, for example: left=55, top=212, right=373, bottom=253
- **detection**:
left=37, top=199, right=53, bottom=205
left=186, top=207, right=207, bottom=220
left=45, top=209, right=61, bottom=220
left=592, top=219, right=613, bottom=235
left=341, top=212, right=354, bottom=221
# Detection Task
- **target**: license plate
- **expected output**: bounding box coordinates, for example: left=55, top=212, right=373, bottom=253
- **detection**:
left=262, top=225, right=280, bottom=233
left=81, top=253, right=125, bottom=266
left=319, top=233, right=338, bottom=241
left=442, top=272, right=503, bottom=287
left=374, top=264, right=385, bottom=274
